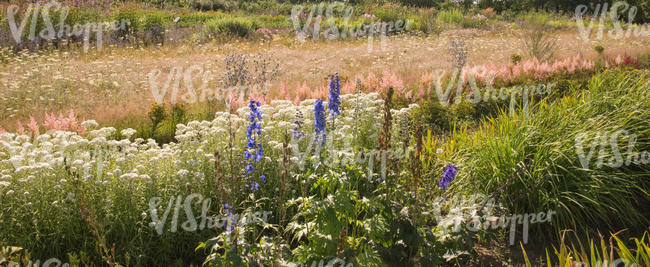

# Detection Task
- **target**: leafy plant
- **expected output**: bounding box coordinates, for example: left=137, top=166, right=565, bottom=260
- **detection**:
left=201, top=16, right=260, bottom=39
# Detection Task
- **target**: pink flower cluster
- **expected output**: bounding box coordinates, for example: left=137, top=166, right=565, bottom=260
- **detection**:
left=261, top=54, right=630, bottom=107
left=465, top=55, right=596, bottom=86
left=357, top=71, right=404, bottom=93
left=12, top=110, right=86, bottom=137
left=606, top=55, right=639, bottom=68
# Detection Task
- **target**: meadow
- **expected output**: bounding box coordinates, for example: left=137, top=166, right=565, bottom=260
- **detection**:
left=1, top=0, right=650, bottom=266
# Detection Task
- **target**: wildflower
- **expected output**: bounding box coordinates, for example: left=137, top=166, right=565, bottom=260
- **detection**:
left=6, top=190, right=14, bottom=195
left=177, top=169, right=190, bottom=177
left=293, top=107, right=305, bottom=139
left=250, top=181, right=259, bottom=191
left=439, top=164, right=458, bottom=190
left=120, top=128, right=136, bottom=138
left=244, top=100, right=263, bottom=174
left=314, top=98, right=327, bottom=146
left=224, top=203, right=235, bottom=232
left=328, top=74, right=341, bottom=119
left=260, top=174, right=266, bottom=184
left=245, top=164, right=254, bottom=173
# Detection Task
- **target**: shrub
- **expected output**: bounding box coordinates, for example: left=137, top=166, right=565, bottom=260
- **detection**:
left=112, top=8, right=140, bottom=40
left=594, top=45, right=604, bottom=55
left=372, top=3, right=409, bottom=23
left=436, top=9, right=464, bottom=25
left=184, top=0, right=234, bottom=11
left=417, top=10, right=441, bottom=34
left=398, top=0, right=438, bottom=8
left=201, top=16, right=259, bottom=39
left=460, top=16, right=488, bottom=28
left=414, top=100, right=451, bottom=134
left=142, top=12, right=168, bottom=44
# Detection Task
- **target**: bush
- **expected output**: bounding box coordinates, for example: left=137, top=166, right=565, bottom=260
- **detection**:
left=184, top=0, right=234, bottom=11
left=436, top=9, right=464, bottom=25
left=142, top=12, right=168, bottom=44
left=414, top=100, right=451, bottom=134
left=201, top=16, right=259, bottom=39
left=112, top=8, right=140, bottom=40
left=460, top=16, right=487, bottom=28
left=372, top=3, right=410, bottom=23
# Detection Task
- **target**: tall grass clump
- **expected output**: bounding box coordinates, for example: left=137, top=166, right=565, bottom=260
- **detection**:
left=436, top=9, right=464, bottom=25
left=201, top=16, right=259, bottom=39
left=442, top=70, right=650, bottom=244
left=520, top=23, right=557, bottom=62
left=522, top=231, right=650, bottom=267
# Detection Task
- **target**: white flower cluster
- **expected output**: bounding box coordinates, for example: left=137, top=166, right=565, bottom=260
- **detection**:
left=0, top=93, right=418, bottom=206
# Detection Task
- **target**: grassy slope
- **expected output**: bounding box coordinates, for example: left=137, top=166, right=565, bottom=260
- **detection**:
left=442, top=69, right=650, bottom=245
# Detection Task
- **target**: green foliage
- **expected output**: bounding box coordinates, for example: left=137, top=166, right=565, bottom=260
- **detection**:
left=415, top=100, right=452, bottom=135
left=184, top=0, right=232, bottom=11
left=112, top=8, right=140, bottom=39
left=417, top=9, right=442, bottom=34
left=594, top=45, right=604, bottom=55
left=436, top=9, right=464, bottom=25
left=444, top=70, right=650, bottom=244
left=372, top=4, right=410, bottom=23
left=522, top=231, right=650, bottom=267
left=201, top=16, right=260, bottom=39
left=511, top=54, right=522, bottom=65
left=141, top=11, right=168, bottom=44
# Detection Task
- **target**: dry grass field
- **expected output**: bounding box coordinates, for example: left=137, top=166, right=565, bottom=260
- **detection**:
left=2, top=27, right=648, bottom=130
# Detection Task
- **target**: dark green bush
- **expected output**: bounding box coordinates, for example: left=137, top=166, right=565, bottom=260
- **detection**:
left=142, top=12, right=168, bottom=44
left=112, top=8, right=140, bottom=39
left=414, top=100, right=451, bottom=134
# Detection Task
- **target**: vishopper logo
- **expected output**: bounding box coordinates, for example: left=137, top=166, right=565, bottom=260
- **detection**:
left=575, top=1, right=650, bottom=42
left=430, top=194, right=556, bottom=246
left=285, top=257, right=353, bottom=267
left=6, top=257, right=69, bottom=267
left=147, top=64, right=270, bottom=107
left=147, top=194, right=272, bottom=235
left=290, top=132, right=408, bottom=182
left=574, top=129, right=650, bottom=170
left=574, top=258, right=639, bottom=267
left=425, top=67, right=554, bottom=116
left=148, top=53, right=279, bottom=110
left=5, top=2, right=130, bottom=52
left=290, top=2, right=411, bottom=52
